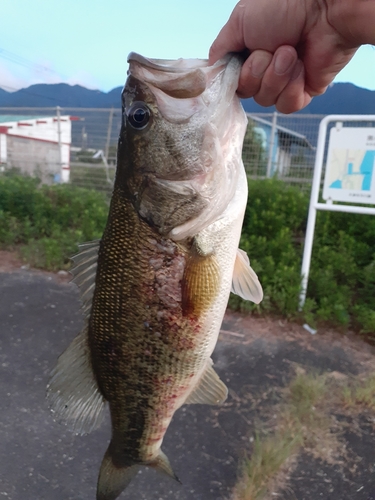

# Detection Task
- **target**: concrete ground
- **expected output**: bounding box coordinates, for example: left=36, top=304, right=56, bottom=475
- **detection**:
left=1, top=269, right=375, bottom=500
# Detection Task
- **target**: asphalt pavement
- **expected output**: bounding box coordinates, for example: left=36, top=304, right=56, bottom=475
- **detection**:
left=1, top=270, right=375, bottom=500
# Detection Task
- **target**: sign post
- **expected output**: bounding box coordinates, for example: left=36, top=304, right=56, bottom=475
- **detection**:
left=299, top=115, right=375, bottom=309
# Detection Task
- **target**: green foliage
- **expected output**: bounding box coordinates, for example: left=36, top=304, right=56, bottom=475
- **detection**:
left=242, top=121, right=267, bottom=176
left=309, top=211, right=375, bottom=332
left=1, top=174, right=374, bottom=337
left=0, top=175, right=108, bottom=270
left=231, top=178, right=375, bottom=338
left=230, top=179, right=308, bottom=317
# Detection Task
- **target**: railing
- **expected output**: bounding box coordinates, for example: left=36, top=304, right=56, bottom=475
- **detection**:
left=0, top=106, right=326, bottom=194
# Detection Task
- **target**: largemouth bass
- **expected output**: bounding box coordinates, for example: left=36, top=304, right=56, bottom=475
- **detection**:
left=47, top=52, right=263, bottom=500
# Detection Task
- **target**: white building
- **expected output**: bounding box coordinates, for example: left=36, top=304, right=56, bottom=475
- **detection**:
left=0, top=114, right=75, bottom=183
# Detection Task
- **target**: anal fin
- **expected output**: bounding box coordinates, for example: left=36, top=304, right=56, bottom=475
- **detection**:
left=231, top=248, right=263, bottom=304
left=185, top=359, right=228, bottom=405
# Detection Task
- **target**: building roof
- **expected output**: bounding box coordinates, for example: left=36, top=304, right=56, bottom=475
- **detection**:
left=0, top=115, right=48, bottom=123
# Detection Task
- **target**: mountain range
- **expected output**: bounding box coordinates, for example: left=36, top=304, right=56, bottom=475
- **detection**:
left=0, top=82, right=375, bottom=115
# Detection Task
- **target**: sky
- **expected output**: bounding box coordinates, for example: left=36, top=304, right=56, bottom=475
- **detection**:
left=1, top=0, right=375, bottom=93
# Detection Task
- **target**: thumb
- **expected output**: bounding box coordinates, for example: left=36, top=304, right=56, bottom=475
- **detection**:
left=303, top=43, right=358, bottom=97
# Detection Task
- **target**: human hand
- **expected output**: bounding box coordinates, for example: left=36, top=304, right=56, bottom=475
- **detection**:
left=232, top=46, right=311, bottom=114
left=209, top=0, right=372, bottom=113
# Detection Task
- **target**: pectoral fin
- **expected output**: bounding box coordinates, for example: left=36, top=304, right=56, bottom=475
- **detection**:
left=185, top=359, right=228, bottom=405
left=231, top=248, right=263, bottom=304
left=181, top=237, right=221, bottom=316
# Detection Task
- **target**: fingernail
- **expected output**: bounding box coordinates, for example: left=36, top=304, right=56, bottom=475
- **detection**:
left=274, top=50, right=296, bottom=75
left=250, top=54, right=271, bottom=78
left=291, top=60, right=303, bottom=81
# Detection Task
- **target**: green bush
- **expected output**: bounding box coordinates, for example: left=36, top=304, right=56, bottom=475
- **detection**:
left=230, top=179, right=308, bottom=317
left=1, top=174, right=374, bottom=337
left=310, top=211, right=375, bottom=332
left=230, top=178, right=375, bottom=337
left=0, top=175, right=108, bottom=270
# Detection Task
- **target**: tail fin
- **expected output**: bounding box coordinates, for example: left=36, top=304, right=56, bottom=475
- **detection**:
left=96, top=449, right=138, bottom=500
left=149, top=449, right=181, bottom=483
left=96, top=447, right=180, bottom=499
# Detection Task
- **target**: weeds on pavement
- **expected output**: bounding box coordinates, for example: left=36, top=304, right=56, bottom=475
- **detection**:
left=341, top=374, right=375, bottom=411
left=233, top=370, right=375, bottom=500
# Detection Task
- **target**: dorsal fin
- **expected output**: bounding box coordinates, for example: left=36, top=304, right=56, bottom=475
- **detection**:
left=47, top=240, right=105, bottom=435
left=185, top=359, right=228, bottom=405
left=70, top=240, right=100, bottom=318
left=231, top=248, right=263, bottom=304
left=47, top=326, right=107, bottom=435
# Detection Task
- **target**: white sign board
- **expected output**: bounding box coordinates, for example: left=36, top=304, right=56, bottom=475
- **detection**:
left=323, top=126, right=375, bottom=204
left=299, top=115, right=375, bottom=310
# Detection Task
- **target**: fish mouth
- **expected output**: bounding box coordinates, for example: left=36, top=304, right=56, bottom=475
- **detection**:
left=126, top=52, right=242, bottom=105
left=127, top=52, right=212, bottom=73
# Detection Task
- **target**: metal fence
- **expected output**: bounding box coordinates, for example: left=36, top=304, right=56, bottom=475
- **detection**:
left=0, top=106, right=325, bottom=194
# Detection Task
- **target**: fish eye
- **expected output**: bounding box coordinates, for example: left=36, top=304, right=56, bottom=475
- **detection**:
left=126, top=102, right=151, bottom=130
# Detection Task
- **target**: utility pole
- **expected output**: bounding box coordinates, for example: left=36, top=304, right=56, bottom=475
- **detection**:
left=266, top=112, right=278, bottom=178
left=56, top=106, right=63, bottom=180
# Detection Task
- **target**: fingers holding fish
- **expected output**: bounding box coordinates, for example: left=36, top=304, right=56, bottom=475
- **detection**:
left=236, top=49, right=273, bottom=98
left=273, top=60, right=312, bottom=114
left=250, top=46, right=299, bottom=108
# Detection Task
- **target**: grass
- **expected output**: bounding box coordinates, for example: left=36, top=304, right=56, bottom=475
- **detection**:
left=287, top=372, right=327, bottom=424
left=234, top=431, right=301, bottom=500
left=341, top=374, right=375, bottom=410
left=233, top=372, right=331, bottom=500
left=233, top=369, right=375, bottom=500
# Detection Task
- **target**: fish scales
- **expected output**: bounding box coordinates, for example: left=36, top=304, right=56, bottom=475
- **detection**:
left=89, top=188, right=206, bottom=461
left=47, top=52, right=264, bottom=500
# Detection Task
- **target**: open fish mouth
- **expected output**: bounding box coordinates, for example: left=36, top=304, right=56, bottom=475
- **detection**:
left=127, top=52, right=210, bottom=72
left=126, top=51, right=242, bottom=101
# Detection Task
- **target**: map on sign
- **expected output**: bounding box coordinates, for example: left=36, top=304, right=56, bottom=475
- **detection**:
left=323, top=126, right=375, bottom=204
